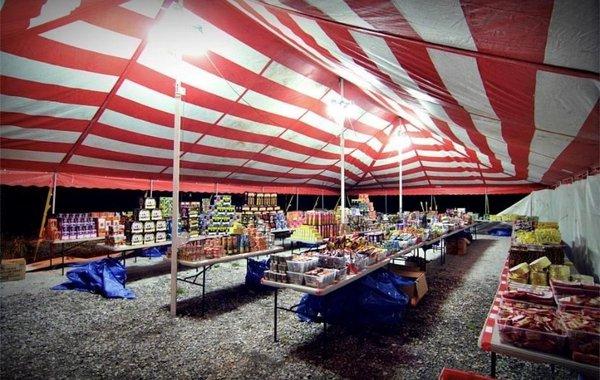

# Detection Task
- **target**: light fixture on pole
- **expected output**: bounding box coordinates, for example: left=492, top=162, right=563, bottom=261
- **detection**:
left=327, top=79, right=351, bottom=233
left=147, top=0, right=206, bottom=318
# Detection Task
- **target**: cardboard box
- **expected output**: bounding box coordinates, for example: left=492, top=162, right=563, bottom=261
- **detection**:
left=390, top=264, right=428, bottom=306
left=0, top=258, right=26, bottom=282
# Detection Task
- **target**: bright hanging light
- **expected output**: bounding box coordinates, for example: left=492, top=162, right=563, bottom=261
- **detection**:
left=328, top=97, right=352, bottom=126
left=147, top=1, right=207, bottom=57
left=393, top=130, right=410, bottom=152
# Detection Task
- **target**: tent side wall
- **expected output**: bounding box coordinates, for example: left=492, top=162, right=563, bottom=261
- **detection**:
left=500, top=174, right=600, bottom=279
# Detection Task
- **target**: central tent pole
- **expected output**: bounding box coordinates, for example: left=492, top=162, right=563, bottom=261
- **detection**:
left=52, top=172, right=57, bottom=215
left=398, top=138, right=403, bottom=215
left=170, top=52, right=184, bottom=317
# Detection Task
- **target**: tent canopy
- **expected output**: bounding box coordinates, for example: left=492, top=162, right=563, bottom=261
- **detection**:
left=0, top=0, right=598, bottom=195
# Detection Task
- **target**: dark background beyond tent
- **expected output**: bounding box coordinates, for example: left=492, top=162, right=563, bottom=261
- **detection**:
left=0, top=185, right=525, bottom=239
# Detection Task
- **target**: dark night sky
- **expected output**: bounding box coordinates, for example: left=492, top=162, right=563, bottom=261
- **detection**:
left=0, top=185, right=526, bottom=239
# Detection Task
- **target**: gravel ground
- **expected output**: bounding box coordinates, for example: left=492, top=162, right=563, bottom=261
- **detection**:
left=0, top=235, right=581, bottom=379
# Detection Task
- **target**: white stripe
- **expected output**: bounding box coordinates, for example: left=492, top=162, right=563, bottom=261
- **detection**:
left=300, top=111, right=340, bottom=135
left=262, top=61, right=328, bottom=99
left=392, top=0, right=477, bottom=51
left=280, top=130, right=327, bottom=150
left=544, top=0, right=599, bottom=73
left=0, top=94, right=97, bottom=120
left=117, top=80, right=222, bottom=123
left=422, top=160, right=478, bottom=169
left=375, top=152, right=416, bottom=167
left=83, top=134, right=172, bottom=159
left=304, top=157, right=338, bottom=166
left=485, top=180, right=532, bottom=185
left=405, top=180, right=429, bottom=187
left=0, top=125, right=79, bottom=144
left=274, top=177, right=309, bottom=184
left=372, top=162, right=419, bottom=176
left=366, top=138, right=383, bottom=152
left=482, top=172, right=511, bottom=179
left=351, top=150, right=373, bottom=166
left=218, top=114, right=284, bottom=137
left=262, top=146, right=310, bottom=163
left=229, top=173, right=276, bottom=182
left=29, top=0, right=80, bottom=28
left=428, top=49, right=497, bottom=119
left=183, top=152, right=247, bottom=167
left=322, top=143, right=352, bottom=155
left=345, top=128, right=372, bottom=144
left=430, top=179, right=484, bottom=185
left=41, top=21, right=140, bottom=59
left=527, top=132, right=572, bottom=182
left=119, top=0, right=162, bottom=19
left=69, top=155, right=163, bottom=172
left=308, top=0, right=373, bottom=29
left=99, top=109, right=202, bottom=143
left=417, top=150, right=463, bottom=159
left=410, top=137, right=441, bottom=146
left=534, top=71, right=598, bottom=137
left=471, top=115, right=515, bottom=175
left=241, top=90, right=306, bottom=120
left=1, top=149, right=64, bottom=163
left=320, top=170, right=339, bottom=180
left=321, top=90, right=364, bottom=121
left=244, top=161, right=291, bottom=173
left=426, top=170, right=480, bottom=178
left=0, top=52, right=118, bottom=93
left=306, top=179, right=336, bottom=187
left=164, top=167, right=230, bottom=178
left=289, top=168, right=323, bottom=176
left=199, top=135, right=265, bottom=153
left=358, top=112, right=390, bottom=130
left=336, top=162, right=362, bottom=176
left=360, top=179, right=378, bottom=185
left=138, top=46, right=245, bottom=102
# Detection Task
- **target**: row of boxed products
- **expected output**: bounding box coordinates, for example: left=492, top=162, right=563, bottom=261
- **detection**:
left=46, top=212, right=121, bottom=241
left=107, top=231, right=167, bottom=246
left=245, top=192, right=278, bottom=207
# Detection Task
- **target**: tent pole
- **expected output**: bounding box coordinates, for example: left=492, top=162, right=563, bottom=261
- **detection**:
left=150, top=179, right=154, bottom=198
left=51, top=172, right=57, bottom=215
left=296, top=188, right=299, bottom=211
left=339, top=78, right=346, bottom=234
left=321, top=190, right=324, bottom=209
left=170, top=53, right=184, bottom=318
left=385, top=193, right=388, bottom=214
left=398, top=145, right=403, bottom=215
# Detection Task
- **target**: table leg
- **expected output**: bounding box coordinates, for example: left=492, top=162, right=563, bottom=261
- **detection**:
left=122, top=251, right=126, bottom=267
left=201, top=265, right=206, bottom=316
left=491, top=352, right=497, bottom=378
left=61, top=245, right=66, bottom=276
left=273, top=288, right=279, bottom=343
left=550, top=363, right=555, bottom=378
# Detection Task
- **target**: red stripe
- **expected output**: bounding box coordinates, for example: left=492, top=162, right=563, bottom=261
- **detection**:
left=461, top=0, right=554, bottom=65
left=0, top=112, right=88, bottom=132
left=1, top=76, right=108, bottom=106
left=345, top=0, right=422, bottom=40
left=0, top=138, right=71, bottom=153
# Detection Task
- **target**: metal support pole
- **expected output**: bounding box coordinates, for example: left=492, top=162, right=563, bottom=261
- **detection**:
left=170, top=52, right=183, bottom=318
left=201, top=265, right=206, bottom=316
left=150, top=179, right=154, bottom=198
left=398, top=145, right=403, bottom=215
left=51, top=172, right=57, bottom=215
left=340, top=130, right=346, bottom=233
left=490, top=352, right=497, bottom=378
left=296, top=188, right=299, bottom=211
left=273, top=288, right=279, bottom=342
left=321, top=191, right=324, bottom=209
left=385, top=193, right=388, bottom=214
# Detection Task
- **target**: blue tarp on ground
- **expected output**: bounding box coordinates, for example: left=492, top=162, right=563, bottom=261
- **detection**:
left=296, top=269, right=411, bottom=327
left=245, top=257, right=271, bottom=290
left=52, top=258, right=135, bottom=299
left=139, top=247, right=165, bottom=258
left=489, top=227, right=512, bottom=237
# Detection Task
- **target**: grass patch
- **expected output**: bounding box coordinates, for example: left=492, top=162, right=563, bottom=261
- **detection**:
left=176, top=287, right=187, bottom=296
left=231, top=262, right=241, bottom=269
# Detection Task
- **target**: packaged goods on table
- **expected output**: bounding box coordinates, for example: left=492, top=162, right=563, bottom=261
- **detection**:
left=496, top=300, right=567, bottom=354
left=509, top=262, right=530, bottom=284
left=304, top=268, right=337, bottom=288
left=290, top=225, right=322, bottom=243
left=554, top=288, right=600, bottom=310
left=502, top=288, right=555, bottom=306
left=548, top=265, right=570, bottom=282
left=559, top=309, right=600, bottom=364
left=171, top=237, right=224, bottom=262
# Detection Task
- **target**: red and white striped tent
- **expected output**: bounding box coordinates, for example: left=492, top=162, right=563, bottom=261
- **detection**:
left=1, top=0, right=598, bottom=195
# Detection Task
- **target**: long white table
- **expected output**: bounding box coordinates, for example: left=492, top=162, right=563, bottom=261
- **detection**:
left=262, top=223, right=478, bottom=341
left=175, top=246, right=284, bottom=315
left=49, top=237, right=104, bottom=275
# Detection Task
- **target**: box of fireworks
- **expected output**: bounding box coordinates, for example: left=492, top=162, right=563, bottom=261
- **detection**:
left=530, top=256, right=552, bottom=272
left=95, top=218, right=106, bottom=235
left=144, top=233, right=155, bottom=244
left=287, top=271, right=304, bottom=285
left=389, top=264, right=428, bottom=306
left=106, top=234, right=125, bottom=246
left=286, top=256, right=318, bottom=273
left=129, top=234, right=143, bottom=246
left=125, top=221, right=143, bottom=235
left=438, top=367, right=493, bottom=380
left=508, top=262, right=530, bottom=284
left=155, top=220, right=167, bottom=232
left=134, top=209, right=151, bottom=222
left=304, top=268, right=336, bottom=288
left=155, top=231, right=167, bottom=243
left=143, top=221, right=155, bottom=233
left=144, top=197, right=156, bottom=209
left=530, top=271, right=548, bottom=286
left=496, top=300, right=566, bottom=354
left=571, top=274, right=595, bottom=285
left=508, top=244, right=564, bottom=268
left=446, top=238, right=458, bottom=255
left=0, top=258, right=26, bottom=282
left=159, top=197, right=173, bottom=218
left=553, top=286, right=600, bottom=312
left=558, top=309, right=600, bottom=365
left=151, top=209, right=162, bottom=221
left=549, top=265, right=570, bottom=282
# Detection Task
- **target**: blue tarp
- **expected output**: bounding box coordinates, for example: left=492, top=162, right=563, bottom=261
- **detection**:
left=53, top=258, right=135, bottom=299
left=296, top=269, right=411, bottom=327
left=139, top=247, right=164, bottom=258
left=489, top=227, right=512, bottom=236
left=245, top=257, right=271, bottom=290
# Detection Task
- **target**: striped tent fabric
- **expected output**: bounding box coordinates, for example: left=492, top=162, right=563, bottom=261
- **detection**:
left=1, top=0, right=598, bottom=195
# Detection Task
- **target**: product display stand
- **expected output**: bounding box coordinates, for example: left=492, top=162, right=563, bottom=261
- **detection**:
left=50, top=237, right=104, bottom=275
left=478, top=259, right=599, bottom=378
left=175, top=246, right=284, bottom=315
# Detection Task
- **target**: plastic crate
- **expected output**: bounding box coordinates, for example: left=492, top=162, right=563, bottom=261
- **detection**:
left=303, top=268, right=336, bottom=288
left=286, top=257, right=318, bottom=273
